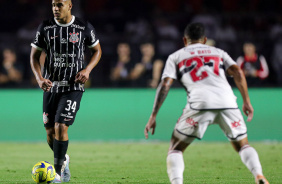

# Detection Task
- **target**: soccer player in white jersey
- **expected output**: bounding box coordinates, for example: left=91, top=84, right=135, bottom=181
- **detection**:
left=144, top=23, right=269, bottom=184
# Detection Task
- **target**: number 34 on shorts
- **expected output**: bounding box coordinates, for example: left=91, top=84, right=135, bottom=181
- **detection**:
left=43, top=91, right=83, bottom=126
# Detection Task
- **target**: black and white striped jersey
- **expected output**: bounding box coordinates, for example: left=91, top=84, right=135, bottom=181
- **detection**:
left=31, top=16, right=99, bottom=93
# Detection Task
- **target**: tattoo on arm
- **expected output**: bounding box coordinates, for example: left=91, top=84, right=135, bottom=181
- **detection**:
left=152, top=80, right=171, bottom=115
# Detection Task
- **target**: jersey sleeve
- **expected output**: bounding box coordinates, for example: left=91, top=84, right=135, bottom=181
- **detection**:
left=236, top=56, right=245, bottom=69
left=31, top=23, right=46, bottom=51
left=222, top=51, right=237, bottom=71
left=161, top=54, right=177, bottom=80
left=257, top=55, right=269, bottom=79
left=85, top=22, right=99, bottom=48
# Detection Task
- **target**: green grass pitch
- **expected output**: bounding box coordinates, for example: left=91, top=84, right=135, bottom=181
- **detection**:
left=0, top=142, right=281, bottom=184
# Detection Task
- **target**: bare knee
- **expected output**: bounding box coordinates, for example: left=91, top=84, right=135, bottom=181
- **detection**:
left=231, top=137, right=249, bottom=152
left=168, top=134, right=192, bottom=153
left=54, top=123, right=69, bottom=141
left=45, top=127, right=55, bottom=139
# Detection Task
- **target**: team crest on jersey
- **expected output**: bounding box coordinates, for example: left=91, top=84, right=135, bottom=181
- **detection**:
left=69, top=32, right=79, bottom=43
left=43, top=112, right=49, bottom=124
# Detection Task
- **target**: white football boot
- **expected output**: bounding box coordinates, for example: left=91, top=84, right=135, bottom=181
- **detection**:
left=52, top=173, right=62, bottom=183
left=61, top=154, right=71, bottom=182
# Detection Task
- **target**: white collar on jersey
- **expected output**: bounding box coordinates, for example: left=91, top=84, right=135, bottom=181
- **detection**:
left=54, top=15, right=75, bottom=27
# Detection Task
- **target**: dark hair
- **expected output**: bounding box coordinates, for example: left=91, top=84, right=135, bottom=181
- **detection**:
left=184, top=23, right=205, bottom=40
left=139, top=39, right=155, bottom=46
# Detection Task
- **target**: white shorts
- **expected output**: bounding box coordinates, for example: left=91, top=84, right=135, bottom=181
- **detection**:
left=173, top=107, right=247, bottom=143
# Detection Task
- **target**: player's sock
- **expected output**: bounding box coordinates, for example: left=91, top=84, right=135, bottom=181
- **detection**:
left=239, top=145, right=263, bottom=178
left=53, top=139, right=69, bottom=176
left=50, top=140, right=67, bottom=161
left=48, top=141, right=67, bottom=161
left=167, top=150, right=184, bottom=184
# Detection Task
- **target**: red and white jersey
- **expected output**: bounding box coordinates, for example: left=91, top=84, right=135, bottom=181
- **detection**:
left=162, top=43, right=238, bottom=110
left=236, top=54, right=269, bottom=79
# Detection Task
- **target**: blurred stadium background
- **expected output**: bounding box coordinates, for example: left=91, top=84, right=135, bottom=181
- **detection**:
left=0, top=1, right=282, bottom=183
left=0, top=1, right=281, bottom=142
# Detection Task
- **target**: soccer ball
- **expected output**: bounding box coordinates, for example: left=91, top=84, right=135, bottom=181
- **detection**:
left=31, top=161, right=56, bottom=184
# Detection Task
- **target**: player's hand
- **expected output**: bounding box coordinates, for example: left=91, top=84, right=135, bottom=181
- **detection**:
left=38, top=78, right=52, bottom=92
left=75, top=69, right=90, bottom=84
left=242, top=101, right=254, bottom=122
left=144, top=115, right=156, bottom=139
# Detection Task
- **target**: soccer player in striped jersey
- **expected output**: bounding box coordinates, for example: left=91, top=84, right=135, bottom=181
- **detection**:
left=144, top=23, right=269, bottom=184
left=30, top=0, right=102, bottom=182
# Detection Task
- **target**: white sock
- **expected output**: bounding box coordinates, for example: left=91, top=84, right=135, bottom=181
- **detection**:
left=239, top=145, right=263, bottom=177
left=167, top=150, right=184, bottom=184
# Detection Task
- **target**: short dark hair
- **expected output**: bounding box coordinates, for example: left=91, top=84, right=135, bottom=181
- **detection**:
left=184, top=23, right=205, bottom=40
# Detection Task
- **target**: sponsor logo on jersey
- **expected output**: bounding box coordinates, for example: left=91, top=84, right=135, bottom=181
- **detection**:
left=71, top=24, right=85, bottom=30
left=231, top=120, right=241, bottom=128
left=60, top=113, right=73, bottom=119
left=54, top=57, right=65, bottom=62
left=61, top=38, right=67, bottom=44
left=69, top=32, right=79, bottom=43
left=54, top=62, right=76, bottom=68
left=53, top=52, right=77, bottom=67
left=44, top=25, right=57, bottom=31
left=34, top=31, right=40, bottom=44
left=186, top=117, right=198, bottom=128
left=43, top=112, right=49, bottom=124
left=54, top=52, right=77, bottom=58
left=90, top=30, right=96, bottom=43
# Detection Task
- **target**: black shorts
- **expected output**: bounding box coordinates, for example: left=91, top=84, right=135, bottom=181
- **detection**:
left=43, top=91, right=83, bottom=127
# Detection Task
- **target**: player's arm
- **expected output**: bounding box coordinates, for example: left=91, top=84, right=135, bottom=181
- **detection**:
left=227, top=64, right=253, bottom=122
left=30, top=47, right=52, bottom=92
left=75, top=43, right=102, bottom=84
left=150, top=59, right=164, bottom=88
left=144, top=77, right=174, bottom=139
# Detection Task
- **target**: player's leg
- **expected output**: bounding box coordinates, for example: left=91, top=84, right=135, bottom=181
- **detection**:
left=231, top=137, right=269, bottom=184
left=43, top=92, right=63, bottom=183
left=43, top=91, right=56, bottom=151
left=53, top=91, right=83, bottom=182
left=167, top=133, right=194, bottom=184
left=45, top=125, right=69, bottom=182
left=167, top=109, right=213, bottom=184
left=45, top=126, right=68, bottom=168
left=53, top=122, right=69, bottom=176
left=45, top=127, right=55, bottom=150
left=51, top=123, right=69, bottom=183
left=218, top=109, right=268, bottom=184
